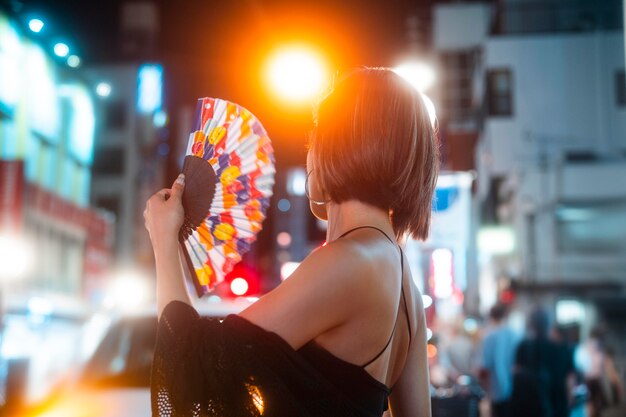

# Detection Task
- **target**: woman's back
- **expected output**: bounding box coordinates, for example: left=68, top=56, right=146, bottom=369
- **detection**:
left=301, top=225, right=414, bottom=388
left=239, top=218, right=431, bottom=417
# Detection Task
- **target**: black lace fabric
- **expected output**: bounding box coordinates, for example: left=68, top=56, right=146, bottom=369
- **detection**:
left=151, top=301, right=379, bottom=417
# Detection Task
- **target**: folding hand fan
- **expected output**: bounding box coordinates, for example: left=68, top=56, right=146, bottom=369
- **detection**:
left=178, top=97, right=275, bottom=297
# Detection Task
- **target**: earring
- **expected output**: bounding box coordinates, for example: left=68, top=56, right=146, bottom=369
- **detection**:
left=305, top=170, right=329, bottom=205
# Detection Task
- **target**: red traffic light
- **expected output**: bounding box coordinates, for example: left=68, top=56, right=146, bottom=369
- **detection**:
left=225, top=265, right=260, bottom=297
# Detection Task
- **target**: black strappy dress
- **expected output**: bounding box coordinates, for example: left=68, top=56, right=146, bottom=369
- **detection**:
left=151, top=226, right=411, bottom=417
left=297, top=226, right=412, bottom=414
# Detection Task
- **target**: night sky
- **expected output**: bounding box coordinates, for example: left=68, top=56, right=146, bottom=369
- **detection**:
left=10, top=0, right=436, bottom=168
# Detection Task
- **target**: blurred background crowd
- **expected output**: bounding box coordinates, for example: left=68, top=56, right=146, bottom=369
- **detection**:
left=0, top=0, right=624, bottom=416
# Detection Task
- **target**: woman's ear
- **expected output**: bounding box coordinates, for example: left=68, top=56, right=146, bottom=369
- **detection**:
left=310, top=199, right=328, bottom=221
left=305, top=152, right=328, bottom=221
left=307, top=171, right=328, bottom=221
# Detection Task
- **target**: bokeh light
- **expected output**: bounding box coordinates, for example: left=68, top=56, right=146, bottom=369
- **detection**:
left=427, top=343, right=438, bottom=359
left=67, top=54, right=80, bottom=68
left=53, top=42, right=69, bottom=57
left=0, top=234, right=33, bottom=279
left=265, top=45, right=329, bottom=104
left=277, top=198, right=291, bottom=212
left=230, top=277, right=249, bottom=296
left=95, top=82, right=112, bottom=98
left=276, top=232, right=292, bottom=247
left=28, top=18, right=44, bottom=33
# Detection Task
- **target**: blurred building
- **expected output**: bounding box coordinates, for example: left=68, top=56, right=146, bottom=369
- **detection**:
left=432, top=0, right=626, bottom=357
left=0, top=11, right=113, bottom=306
left=0, top=9, right=113, bottom=404
left=82, top=1, right=167, bottom=283
left=82, top=63, right=166, bottom=269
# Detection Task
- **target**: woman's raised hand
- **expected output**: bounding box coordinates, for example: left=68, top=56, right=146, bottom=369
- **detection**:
left=144, top=174, right=185, bottom=249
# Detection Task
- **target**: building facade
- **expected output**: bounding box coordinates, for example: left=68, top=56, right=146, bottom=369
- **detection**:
left=432, top=0, right=626, bottom=338
left=82, top=63, right=166, bottom=270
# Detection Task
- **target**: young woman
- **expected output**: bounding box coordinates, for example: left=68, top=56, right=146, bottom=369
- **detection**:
left=145, top=67, right=438, bottom=417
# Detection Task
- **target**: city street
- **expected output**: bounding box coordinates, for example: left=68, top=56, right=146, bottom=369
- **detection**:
left=0, top=1, right=625, bottom=416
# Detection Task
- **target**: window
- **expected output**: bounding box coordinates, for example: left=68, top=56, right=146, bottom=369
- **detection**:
left=440, top=51, right=476, bottom=125
left=487, top=69, right=513, bottom=116
left=104, top=100, right=127, bottom=130
left=565, top=151, right=597, bottom=163
left=94, top=196, right=120, bottom=219
left=93, top=148, right=124, bottom=176
left=556, top=201, right=626, bottom=254
left=616, top=69, right=625, bottom=107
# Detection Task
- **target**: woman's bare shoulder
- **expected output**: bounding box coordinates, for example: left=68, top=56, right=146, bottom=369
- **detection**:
left=238, top=239, right=376, bottom=349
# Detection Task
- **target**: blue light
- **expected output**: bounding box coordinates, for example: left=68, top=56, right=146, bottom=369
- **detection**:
left=157, top=142, right=170, bottom=156
left=277, top=199, right=291, bottom=212
left=95, top=82, right=111, bottom=98
left=67, top=55, right=80, bottom=68
left=137, top=64, right=162, bottom=113
left=60, top=83, right=95, bottom=165
left=153, top=110, right=168, bottom=127
left=53, top=42, right=69, bottom=57
left=433, top=187, right=459, bottom=212
left=28, top=19, right=44, bottom=33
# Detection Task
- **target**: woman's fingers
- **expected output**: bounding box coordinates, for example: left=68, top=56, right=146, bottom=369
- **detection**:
left=146, top=189, right=171, bottom=208
left=144, top=178, right=185, bottom=238
left=170, top=174, right=185, bottom=201
left=157, top=189, right=171, bottom=200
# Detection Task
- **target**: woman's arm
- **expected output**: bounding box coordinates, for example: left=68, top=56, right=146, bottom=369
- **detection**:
left=144, top=174, right=192, bottom=317
left=388, top=285, right=431, bottom=417
left=153, top=238, right=191, bottom=318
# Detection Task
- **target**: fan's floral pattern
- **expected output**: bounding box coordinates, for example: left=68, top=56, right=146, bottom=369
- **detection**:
left=183, top=98, right=275, bottom=294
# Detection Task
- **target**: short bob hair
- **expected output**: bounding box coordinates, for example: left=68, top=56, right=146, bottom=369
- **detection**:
left=309, top=67, right=439, bottom=241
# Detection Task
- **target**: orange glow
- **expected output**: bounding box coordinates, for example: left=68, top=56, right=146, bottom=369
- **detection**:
left=246, top=383, right=265, bottom=414
left=427, top=343, right=438, bottom=359
left=265, top=45, right=329, bottom=104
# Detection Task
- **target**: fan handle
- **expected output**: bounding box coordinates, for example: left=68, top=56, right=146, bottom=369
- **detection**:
left=178, top=155, right=217, bottom=297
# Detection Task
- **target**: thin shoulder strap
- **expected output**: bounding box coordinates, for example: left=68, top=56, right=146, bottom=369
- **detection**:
left=335, top=226, right=411, bottom=368
left=337, top=225, right=396, bottom=244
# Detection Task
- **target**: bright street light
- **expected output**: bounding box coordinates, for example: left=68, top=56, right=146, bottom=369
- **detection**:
left=28, top=18, right=44, bottom=33
left=265, top=46, right=329, bottom=103
left=392, top=62, right=436, bottom=92
left=53, top=42, right=69, bottom=57
left=95, top=82, right=112, bottom=98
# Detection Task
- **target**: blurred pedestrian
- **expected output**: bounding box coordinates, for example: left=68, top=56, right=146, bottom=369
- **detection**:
left=440, top=317, right=479, bottom=383
left=479, top=303, right=520, bottom=417
left=550, top=325, right=576, bottom=417
left=144, top=68, right=438, bottom=417
left=511, top=307, right=574, bottom=417
left=575, top=328, right=625, bottom=417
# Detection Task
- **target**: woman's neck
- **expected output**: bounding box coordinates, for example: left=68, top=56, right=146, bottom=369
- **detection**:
left=325, top=200, right=394, bottom=243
